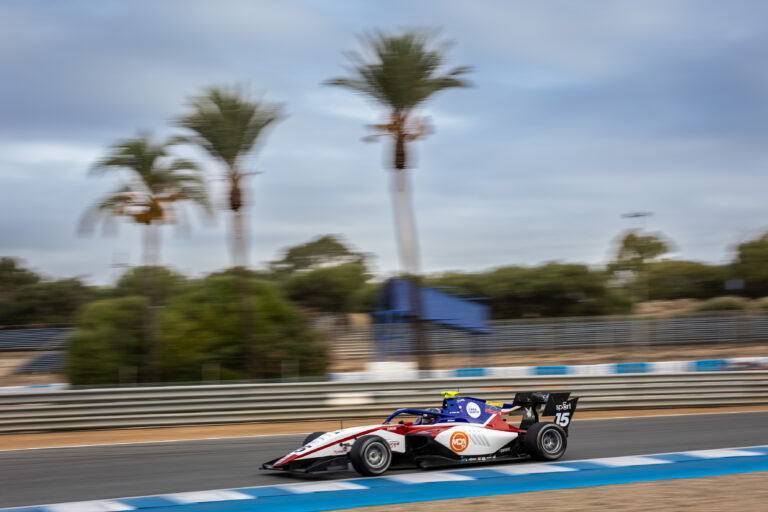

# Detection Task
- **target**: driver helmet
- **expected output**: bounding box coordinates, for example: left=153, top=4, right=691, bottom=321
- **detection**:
left=419, top=408, right=441, bottom=425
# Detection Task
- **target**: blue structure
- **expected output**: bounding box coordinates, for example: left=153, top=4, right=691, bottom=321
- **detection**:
left=372, top=278, right=491, bottom=359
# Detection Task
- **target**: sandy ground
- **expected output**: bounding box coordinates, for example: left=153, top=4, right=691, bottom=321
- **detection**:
left=336, top=472, right=768, bottom=512
left=1, top=405, right=766, bottom=451
left=331, top=341, right=768, bottom=372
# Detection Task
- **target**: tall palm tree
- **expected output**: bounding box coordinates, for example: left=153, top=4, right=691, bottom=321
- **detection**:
left=176, top=87, right=283, bottom=269
left=326, top=30, right=471, bottom=371
left=176, top=87, right=282, bottom=379
left=82, top=134, right=209, bottom=382
left=82, top=135, right=210, bottom=265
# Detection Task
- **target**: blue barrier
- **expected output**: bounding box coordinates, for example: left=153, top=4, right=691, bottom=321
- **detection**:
left=454, top=368, right=488, bottom=377
left=328, top=356, right=768, bottom=381
left=614, top=362, right=649, bottom=374
left=695, top=359, right=727, bottom=372
left=533, top=365, right=569, bottom=375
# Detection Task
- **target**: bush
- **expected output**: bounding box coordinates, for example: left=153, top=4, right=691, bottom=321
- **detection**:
left=67, top=296, right=149, bottom=385
left=428, top=264, right=632, bottom=319
left=647, top=261, right=727, bottom=300
left=157, top=275, right=326, bottom=382
left=67, top=276, right=327, bottom=385
left=694, top=296, right=747, bottom=312
left=113, top=266, right=186, bottom=303
left=285, top=263, right=369, bottom=313
left=0, top=257, right=98, bottom=326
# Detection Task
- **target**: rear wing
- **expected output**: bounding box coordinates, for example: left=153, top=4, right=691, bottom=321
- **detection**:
left=512, top=391, right=579, bottom=432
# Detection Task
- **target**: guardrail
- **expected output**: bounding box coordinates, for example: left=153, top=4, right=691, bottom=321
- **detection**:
left=0, top=371, right=766, bottom=433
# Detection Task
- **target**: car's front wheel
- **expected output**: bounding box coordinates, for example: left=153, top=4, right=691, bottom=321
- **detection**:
left=350, top=435, right=392, bottom=476
left=524, top=422, right=567, bottom=460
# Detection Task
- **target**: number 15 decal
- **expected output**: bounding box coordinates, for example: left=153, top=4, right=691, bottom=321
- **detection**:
left=555, top=412, right=571, bottom=427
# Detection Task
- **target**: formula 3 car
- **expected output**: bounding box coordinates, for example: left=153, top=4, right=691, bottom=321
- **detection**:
left=262, top=391, right=578, bottom=476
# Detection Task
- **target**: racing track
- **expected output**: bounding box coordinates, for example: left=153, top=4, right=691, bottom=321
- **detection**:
left=1, top=412, right=767, bottom=509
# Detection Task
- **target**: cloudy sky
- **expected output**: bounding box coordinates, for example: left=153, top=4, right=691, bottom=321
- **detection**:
left=2, top=1, right=768, bottom=284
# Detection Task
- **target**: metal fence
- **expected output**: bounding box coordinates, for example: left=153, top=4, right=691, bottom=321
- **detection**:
left=1, top=371, right=766, bottom=433
left=343, top=312, right=768, bottom=359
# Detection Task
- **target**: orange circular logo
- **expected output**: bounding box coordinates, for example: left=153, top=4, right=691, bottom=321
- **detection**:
left=449, top=431, right=469, bottom=452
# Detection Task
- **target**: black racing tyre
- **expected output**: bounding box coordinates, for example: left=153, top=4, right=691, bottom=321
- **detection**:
left=349, top=435, right=392, bottom=476
left=302, top=431, right=325, bottom=446
left=524, top=422, right=567, bottom=460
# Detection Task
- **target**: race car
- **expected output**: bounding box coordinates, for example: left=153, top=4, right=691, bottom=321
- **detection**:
left=262, top=390, right=578, bottom=476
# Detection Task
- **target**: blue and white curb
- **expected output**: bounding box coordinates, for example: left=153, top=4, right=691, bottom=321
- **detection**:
left=328, top=356, right=768, bottom=381
left=0, top=384, right=68, bottom=394
left=5, top=445, right=768, bottom=512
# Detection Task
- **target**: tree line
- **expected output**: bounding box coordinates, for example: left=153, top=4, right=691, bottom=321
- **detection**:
left=6, top=228, right=768, bottom=329
left=6, top=229, right=768, bottom=384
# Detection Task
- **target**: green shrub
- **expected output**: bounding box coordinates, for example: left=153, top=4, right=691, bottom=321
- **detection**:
left=67, top=276, right=326, bottom=386
left=67, top=296, right=148, bottom=385
left=694, top=296, right=747, bottom=312
left=158, top=275, right=327, bottom=382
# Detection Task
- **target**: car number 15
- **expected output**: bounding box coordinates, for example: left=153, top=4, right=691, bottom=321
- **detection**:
left=554, top=411, right=571, bottom=427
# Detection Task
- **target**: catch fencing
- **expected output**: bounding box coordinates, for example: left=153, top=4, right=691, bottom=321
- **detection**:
left=1, top=370, right=766, bottom=433
left=338, top=312, right=768, bottom=360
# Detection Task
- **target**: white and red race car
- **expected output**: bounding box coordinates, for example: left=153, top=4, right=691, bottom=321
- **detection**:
left=262, top=391, right=578, bottom=476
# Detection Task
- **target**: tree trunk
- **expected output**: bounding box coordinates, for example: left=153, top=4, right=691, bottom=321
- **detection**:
left=141, top=223, right=160, bottom=383
left=142, top=222, right=160, bottom=267
left=390, top=169, right=420, bottom=275
left=231, top=207, right=248, bottom=268
left=229, top=176, right=259, bottom=379
left=390, top=131, right=430, bottom=372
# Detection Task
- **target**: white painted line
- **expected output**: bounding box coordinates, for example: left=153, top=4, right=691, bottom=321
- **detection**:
left=281, top=481, right=368, bottom=493
left=0, top=433, right=306, bottom=453
left=586, top=456, right=671, bottom=467
left=682, top=449, right=764, bottom=459
left=494, top=463, right=578, bottom=475
left=166, top=490, right=252, bottom=504
left=386, top=472, right=475, bottom=484
left=44, top=500, right=134, bottom=512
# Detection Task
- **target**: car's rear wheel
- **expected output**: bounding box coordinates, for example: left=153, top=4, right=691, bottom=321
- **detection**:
left=524, top=422, right=567, bottom=460
left=302, top=431, right=325, bottom=447
left=350, top=435, right=392, bottom=476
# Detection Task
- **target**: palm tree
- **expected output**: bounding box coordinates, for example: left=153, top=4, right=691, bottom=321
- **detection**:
left=82, top=134, right=209, bottom=382
left=82, top=135, right=210, bottom=265
left=176, top=87, right=283, bottom=379
left=326, top=30, right=471, bottom=371
left=175, top=87, right=283, bottom=269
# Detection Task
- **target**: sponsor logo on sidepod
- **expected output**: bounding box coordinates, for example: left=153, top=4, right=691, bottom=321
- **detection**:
left=450, top=431, right=469, bottom=452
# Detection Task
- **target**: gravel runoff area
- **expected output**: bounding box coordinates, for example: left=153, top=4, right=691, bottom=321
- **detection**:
left=2, top=405, right=767, bottom=451
left=336, top=472, right=768, bottom=512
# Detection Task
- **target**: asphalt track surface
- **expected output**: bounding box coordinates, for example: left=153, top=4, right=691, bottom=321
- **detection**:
left=1, top=412, right=767, bottom=508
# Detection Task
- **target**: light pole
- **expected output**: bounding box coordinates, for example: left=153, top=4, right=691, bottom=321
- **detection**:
left=621, top=211, right=653, bottom=302
left=621, top=211, right=653, bottom=361
left=621, top=211, right=653, bottom=359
